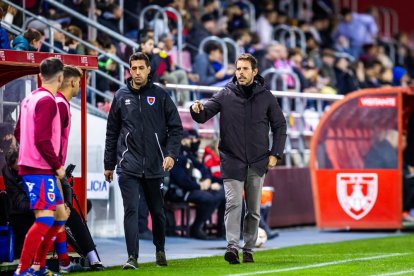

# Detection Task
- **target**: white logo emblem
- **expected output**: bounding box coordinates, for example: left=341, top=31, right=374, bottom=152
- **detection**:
left=125, top=99, right=131, bottom=105
left=160, top=183, right=164, bottom=190
left=337, top=173, right=378, bottom=220
left=26, top=182, right=35, bottom=192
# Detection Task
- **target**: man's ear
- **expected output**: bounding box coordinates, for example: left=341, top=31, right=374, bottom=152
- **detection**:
left=253, top=68, right=258, bottom=77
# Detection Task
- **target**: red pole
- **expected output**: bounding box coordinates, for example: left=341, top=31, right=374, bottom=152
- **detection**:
left=80, top=70, right=87, bottom=213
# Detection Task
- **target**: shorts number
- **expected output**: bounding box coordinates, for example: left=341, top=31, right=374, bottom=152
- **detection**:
left=48, top=178, right=55, bottom=192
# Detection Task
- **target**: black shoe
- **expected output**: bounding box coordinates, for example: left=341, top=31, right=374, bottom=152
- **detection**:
left=242, top=250, right=254, bottom=263
left=90, top=261, right=105, bottom=271
left=122, top=255, right=138, bottom=270
left=224, top=247, right=240, bottom=264
left=156, top=251, right=168, bottom=266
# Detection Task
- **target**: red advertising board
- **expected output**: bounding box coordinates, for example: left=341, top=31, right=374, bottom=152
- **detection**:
left=314, top=170, right=401, bottom=229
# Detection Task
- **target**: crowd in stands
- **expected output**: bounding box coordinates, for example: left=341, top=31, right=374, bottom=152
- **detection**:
left=1, top=0, right=413, bottom=111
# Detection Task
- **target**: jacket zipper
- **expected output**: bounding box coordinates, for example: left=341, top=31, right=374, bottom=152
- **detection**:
left=119, top=132, right=130, bottom=167
left=155, top=133, right=165, bottom=160
left=139, top=94, right=145, bottom=175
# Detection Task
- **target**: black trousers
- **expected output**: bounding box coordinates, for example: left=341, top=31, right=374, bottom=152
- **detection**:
left=187, top=189, right=225, bottom=229
left=118, top=173, right=165, bottom=258
left=9, top=213, right=35, bottom=259
left=138, top=185, right=150, bottom=233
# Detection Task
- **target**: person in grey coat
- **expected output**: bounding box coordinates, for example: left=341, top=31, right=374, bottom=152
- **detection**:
left=190, top=53, right=287, bottom=264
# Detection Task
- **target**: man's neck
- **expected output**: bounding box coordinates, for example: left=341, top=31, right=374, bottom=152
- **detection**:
left=131, top=79, right=148, bottom=90
left=59, top=89, right=72, bottom=101
left=42, top=84, right=58, bottom=96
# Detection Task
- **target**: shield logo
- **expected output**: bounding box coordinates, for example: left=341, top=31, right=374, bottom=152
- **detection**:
left=147, top=96, right=155, bottom=106
left=336, top=173, right=378, bottom=220
left=48, top=192, right=55, bottom=202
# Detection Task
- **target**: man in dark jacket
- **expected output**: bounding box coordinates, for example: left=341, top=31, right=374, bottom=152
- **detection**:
left=104, top=52, right=182, bottom=269
left=190, top=53, right=287, bottom=264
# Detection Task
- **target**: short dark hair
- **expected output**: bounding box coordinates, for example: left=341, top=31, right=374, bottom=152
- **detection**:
left=23, top=28, right=41, bottom=44
left=205, top=43, right=221, bottom=54
left=39, top=57, right=64, bottom=80
left=63, top=65, right=83, bottom=79
left=235, top=53, right=258, bottom=70
left=61, top=65, right=82, bottom=88
left=129, top=52, right=150, bottom=67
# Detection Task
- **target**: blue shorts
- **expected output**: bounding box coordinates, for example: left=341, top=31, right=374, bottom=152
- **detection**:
left=22, top=174, right=63, bottom=211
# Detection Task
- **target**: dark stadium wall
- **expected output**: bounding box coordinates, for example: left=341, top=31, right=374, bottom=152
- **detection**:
left=358, top=0, right=414, bottom=33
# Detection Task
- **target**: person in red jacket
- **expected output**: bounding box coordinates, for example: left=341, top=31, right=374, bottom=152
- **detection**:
left=203, top=140, right=221, bottom=180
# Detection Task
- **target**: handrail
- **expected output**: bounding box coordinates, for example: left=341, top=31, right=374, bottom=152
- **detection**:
left=161, top=7, right=183, bottom=68
left=5, top=1, right=130, bottom=87
left=273, top=24, right=292, bottom=45
left=5, top=1, right=130, bottom=70
left=222, top=37, right=240, bottom=63
left=198, top=36, right=229, bottom=71
left=43, top=0, right=140, bottom=51
left=163, top=83, right=344, bottom=101
left=291, top=27, right=306, bottom=54
left=238, top=0, right=256, bottom=31
left=138, top=4, right=168, bottom=44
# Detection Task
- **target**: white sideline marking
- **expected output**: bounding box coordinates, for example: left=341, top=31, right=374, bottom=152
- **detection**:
left=373, top=269, right=414, bottom=276
left=228, top=253, right=408, bottom=276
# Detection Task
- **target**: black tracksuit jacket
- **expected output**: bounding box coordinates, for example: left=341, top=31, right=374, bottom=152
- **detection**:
left=104, top=78, right=182, bottom=178
left=190, top=75, right=287, bottom=181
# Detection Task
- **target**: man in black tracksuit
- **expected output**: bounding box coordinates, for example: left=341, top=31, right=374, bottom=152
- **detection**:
left=104, top=52, right=182, bottom=269
left=191, top=53, right=286, bottom=264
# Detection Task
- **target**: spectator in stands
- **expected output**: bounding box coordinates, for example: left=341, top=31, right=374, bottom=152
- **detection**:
left=225, top=4, right=249, bottom=35
left=191, top=53, right=286, bottom=264
left=186, top=12, right=216, bottom=59
left=3, top=147, right=104, bottom=271
left=0, top=7, right=11, bottom=49
left=65, top=25, right=85, bottom=55
left=97, top=3, right=122, bottom=34
left=193, top=43, right=234, bottom=86
left=334, top=8, right=378, bottom=58
left=104, top=52, right=182, bottom=269
left=203, top=140, right=221, bottom=181
left=319, top=49, right=337, bottom=89
left=256, top=9, right=278, bottom=48
left=169, top=131, right=225, bottom=239
left=334, top=56, right=358, bottom=95
left=12, top=28, right=41, bottom=51
left=233, top=29, right=252, bottom=55
left=158, top=33, right=198, bottom=104
left=360, top=61, right=381, bottom=89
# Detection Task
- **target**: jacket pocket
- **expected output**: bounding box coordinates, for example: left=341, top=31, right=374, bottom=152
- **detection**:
left=118, top=132, right=130, bottom=168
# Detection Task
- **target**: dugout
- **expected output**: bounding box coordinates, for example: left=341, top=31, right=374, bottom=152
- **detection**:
left=0, top=50, right=97, bottom=266
left=310, top=87, right=414, bottom=230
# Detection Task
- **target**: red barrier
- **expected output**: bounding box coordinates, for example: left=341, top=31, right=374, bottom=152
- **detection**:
left=310, top=87, right=414, bottom=230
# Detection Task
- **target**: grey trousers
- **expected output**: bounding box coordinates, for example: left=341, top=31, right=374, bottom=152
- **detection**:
left=224, top=168, right=265, bottom=250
